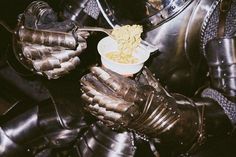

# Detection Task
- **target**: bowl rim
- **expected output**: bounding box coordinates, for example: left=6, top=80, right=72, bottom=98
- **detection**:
left=97, top=36, right=150, bottom=66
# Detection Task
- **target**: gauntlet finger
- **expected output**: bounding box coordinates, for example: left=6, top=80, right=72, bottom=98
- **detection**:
left=90, top=66, right=121, bottom=92
left=88, top=103, right=136, bottom=127
left=75, top=33, right=87, bottom=43
left=84, top=105, right=114, bottom=126
left=93, top=94, right=140, bottom=123
left=81, top=86, right=102, bottom=99
left=84, top=67, right=140, bottom=104
left=93, top=95, right=136, bottom=113
left=87, top=104, right=100, bottom=112
left=91, top=67, right=138, bottom=102
left=100, top=66, right=137, bottom=86
left=87, top=104, right=122, bottom=122
left=43, top=57, right=80, bottom=79
left=84, top=103, right=121, bottom=124
left=82, top=91, right=138, bottom=127
left=77, top=31, right=90, bottom=39
left=78, top=41, right=87, bottom=50
left=81, top=87, right=123, bottom=112
left=33, top=57, right=61, bottom=71
left=81, top=86, right=136, bottom=113
left=84, top=106, right=115, bottom=126
left=97, top=118, right=115, bottom=127
left=51, top=49, right=82, bottom=62
left=81, top=93, right=93, bottom=104
left=22, top=44, right=82, bottom=62
left=80, top=73, right=114, bottom=96
left=22, top=44, right=53, bottom=60
left=17, top=26, right=79, bottom=49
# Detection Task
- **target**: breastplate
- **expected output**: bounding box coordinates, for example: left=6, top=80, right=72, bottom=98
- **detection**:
left=145, top=0, right=218, bottom=96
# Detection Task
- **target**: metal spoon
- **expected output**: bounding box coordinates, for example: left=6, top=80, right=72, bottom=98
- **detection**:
left=76, top=26, right=158, bottom=53
left=76, top=26, right=113, bottom=36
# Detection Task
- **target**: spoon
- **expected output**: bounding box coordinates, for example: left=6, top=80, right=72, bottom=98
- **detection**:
left=76, top=26, right=158, bottom=52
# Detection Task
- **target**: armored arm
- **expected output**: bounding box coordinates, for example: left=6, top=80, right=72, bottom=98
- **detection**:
left=10, top=0, right=102, bottom=79
left=0, top=1, right=102, bottom=156
left=80, top=66, right=235, bottom=156
left=126, top=88, right=233, bottom=154
left=0, top=96, right=87, bottom=157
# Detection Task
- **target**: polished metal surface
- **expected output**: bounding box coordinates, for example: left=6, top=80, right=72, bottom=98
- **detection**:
left=145, top=0, right=203, bottom=96
left=129, top=92, right=202, bottom=154
left=12, top=0, right=89, bottom=79
left=144, top=0, right=226, bottom=96
left=0, top=99, right=85, bottom=156
left=130, top=92, right=180, bottom=136
left=62, top=0, right=100, bottom=21
left=0, top=127, right=27, bottom=157
left=205, top=37, right=236, bottom=101
left=17, top=26, right=78, bottom=49
left=62, top=0, right=89, bottom=21
left=76, top=122, right=135, bottom=157
left=1, top=0, right=236, bottom=156
left=96, top=0, right=193, bottom=30
left=23, top=0, right=55, bottom=26
left=186, top=0, right=219, bottom=64
left=95, top=0, right=222, bottom=97
left=80, top=66, right=200, bottom=154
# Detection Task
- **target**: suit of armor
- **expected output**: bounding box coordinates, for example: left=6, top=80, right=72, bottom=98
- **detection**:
left=0, top=0, right=235, bottom=157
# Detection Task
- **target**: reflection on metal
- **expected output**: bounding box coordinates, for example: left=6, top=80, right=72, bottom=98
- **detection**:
left=97, top=0, right=193, bottom=30
left=76, top=122, right=135, bottom=157
left=206, top=37, right=236, bottom=100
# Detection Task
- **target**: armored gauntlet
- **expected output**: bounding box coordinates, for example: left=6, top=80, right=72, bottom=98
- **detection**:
left=12, top=1, right=89, bottom=79
left=81, top=66, right=233, bottom=155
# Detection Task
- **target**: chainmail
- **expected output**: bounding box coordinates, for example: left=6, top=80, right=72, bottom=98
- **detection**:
left=200, top=0, right=236, bottom=56
left=201, top=88, right=236, bottom=124
left=83, top=0, right=100, bottom=19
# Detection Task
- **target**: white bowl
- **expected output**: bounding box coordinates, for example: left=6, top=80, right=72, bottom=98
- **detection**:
left=97, top=36, right=150, bottom=75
